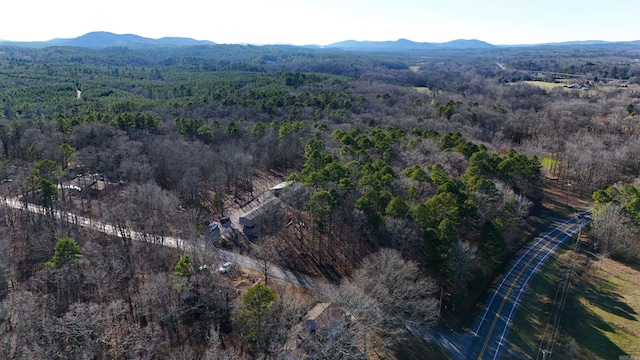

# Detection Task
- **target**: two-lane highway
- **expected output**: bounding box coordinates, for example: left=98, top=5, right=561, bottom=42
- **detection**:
left=410, top=212, right=590, bottom=360
left=4, top=194, right=589, bottom=358
left=468, top=212, right=590, bottom=359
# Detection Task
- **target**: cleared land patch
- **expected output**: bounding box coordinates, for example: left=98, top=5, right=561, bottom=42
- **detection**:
left=508, top=243, right=640, bottom=359
left=541, top=156, right=556, bottom=170
left=413, top=86, right=433, bottom=95
left=521, top=81, right=567, bottom=90
left=582, top=258, right=640, bottom=356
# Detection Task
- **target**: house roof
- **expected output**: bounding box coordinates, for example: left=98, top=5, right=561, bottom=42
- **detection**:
left=303, top=302, right=333, bottom=322
left=234, top=280, right=253, bottom=292
left=270, top=181, right=293, bottom=191
left=241, top=197, right=281, bottom=221
left=88, top=180, right=107, bottom=191
left=284, top=302, right=348, bottom=356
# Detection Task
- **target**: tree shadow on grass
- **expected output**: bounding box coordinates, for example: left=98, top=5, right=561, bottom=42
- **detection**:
left=391, top=331, right=451, bottom=360
left=582, top=283, right=638, bottom=322
left=507, top=252, right=560, bottom=354
left=508, top=243, right=636, bottom=359
left=562, top=273, right=635, bottom=359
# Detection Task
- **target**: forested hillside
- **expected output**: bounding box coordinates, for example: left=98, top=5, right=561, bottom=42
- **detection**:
left=1, top=43, right=639, bottom=359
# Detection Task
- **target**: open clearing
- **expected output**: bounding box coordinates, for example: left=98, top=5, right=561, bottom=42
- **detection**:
left=521, top=81, right=567, bottom=90
left=508, top=244, right=640, bottom=359
left=507, top=181, right=640, bottom=359
left=413, top=86, right=433, bottom=95
left=579, top=257, right=640, bottom=357
left=541, top=156, right=557, bottom=171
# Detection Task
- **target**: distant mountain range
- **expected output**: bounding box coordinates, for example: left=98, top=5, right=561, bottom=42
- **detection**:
left=324, top=38, right=495, bottom=51
left=0, top=31, right=215, bottom=48
left=1, top=31, right=638, bottom=51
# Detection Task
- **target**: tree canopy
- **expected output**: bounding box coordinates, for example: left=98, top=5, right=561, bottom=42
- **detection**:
left=46, top=237, right=82, bottom=268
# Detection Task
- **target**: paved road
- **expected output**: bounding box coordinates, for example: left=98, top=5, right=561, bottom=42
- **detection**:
left=2, top=197, right=313, bottom=289
left=412, top=211, right=590, bottom=360
left=5, top=195, right=590, bottom=358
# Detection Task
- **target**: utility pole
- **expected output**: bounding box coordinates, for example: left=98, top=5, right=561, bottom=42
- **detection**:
left=537, top=214, right=585, bottom=360
left=540, top=349, right=551, bottom=360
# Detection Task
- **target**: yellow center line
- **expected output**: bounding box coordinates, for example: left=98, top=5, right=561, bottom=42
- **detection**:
left=476, top=222, right=574, bottom=359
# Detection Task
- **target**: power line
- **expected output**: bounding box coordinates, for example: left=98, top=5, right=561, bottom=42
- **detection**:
left=537, top=218, right=584, bottom=359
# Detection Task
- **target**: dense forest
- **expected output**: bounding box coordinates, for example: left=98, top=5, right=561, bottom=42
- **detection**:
left=1, top=42, right=640, bottom=359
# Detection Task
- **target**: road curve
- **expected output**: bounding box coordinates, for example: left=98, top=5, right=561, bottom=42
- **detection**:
left=2, top=197, right=313, bottom=289
left=411, top=211, right=590, bottom=360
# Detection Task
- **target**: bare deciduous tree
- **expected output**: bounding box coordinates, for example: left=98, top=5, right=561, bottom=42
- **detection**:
left=381, top=217, right=421, bottom=257
left=448, top=240, right=480, bottom=293
left=313, top=249, right=439, bottom=357
left=0, top=291, right=60, bottom=359
left=591, top=203, right=639, bottom=261
left=351, top=249, right=439, bottom=328
left=316, top=282, right=385, bottom=358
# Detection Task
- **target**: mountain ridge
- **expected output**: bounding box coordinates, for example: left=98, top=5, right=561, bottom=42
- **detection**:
left=1, top=31, right=639, bottom=50
left=325, top=38, right=495, bottom=51
left=0, top=31, right=215, bottom=48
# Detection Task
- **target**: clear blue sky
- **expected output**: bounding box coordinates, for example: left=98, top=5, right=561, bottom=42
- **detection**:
left=2, top=0, right=638, bottom=45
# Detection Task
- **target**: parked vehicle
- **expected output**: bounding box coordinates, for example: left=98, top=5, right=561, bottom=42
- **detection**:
left=219, top=262, right=232, bottom=274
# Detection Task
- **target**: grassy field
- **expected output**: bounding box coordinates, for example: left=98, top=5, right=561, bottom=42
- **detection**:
left=507, top=239, right=640, bottom=359
left=541, top=157, right=557, bottom=172
left=412, top=86, right=433, bottom=95
left=576, top=258, right=640, bottom=357
left=517, top=81, right=568, bottom=91
left=409, top=65, right=420, bottom=72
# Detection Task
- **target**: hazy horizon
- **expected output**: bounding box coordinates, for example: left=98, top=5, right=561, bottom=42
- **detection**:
left=2, top=0, right=639, bottom=46
left=2, top=31, right=638, bottom=48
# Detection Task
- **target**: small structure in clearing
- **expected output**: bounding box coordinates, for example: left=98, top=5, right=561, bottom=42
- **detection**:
left=284, top=302, right=350, bottom=359
left=269, top=180, right=293, bottom=197
left=239, top=197, right=281, bottom=228
left=65, top=174, right=112, bottom=197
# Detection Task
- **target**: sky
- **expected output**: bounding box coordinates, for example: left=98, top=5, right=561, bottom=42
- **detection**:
left=1, top=0, right=639, bottom=45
